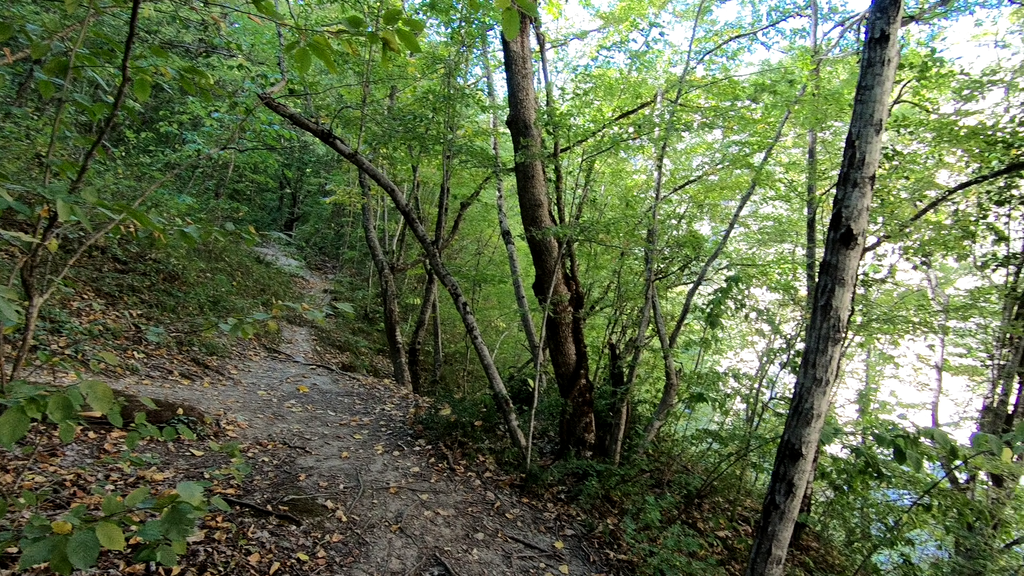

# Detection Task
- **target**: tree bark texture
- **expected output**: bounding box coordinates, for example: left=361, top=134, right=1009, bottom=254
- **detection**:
left=501, top=12, right=595, bottom=454
left=360, top=172, right=413, bottom=391
left=744, top=1, right=903, bottom=575
left=259, top=94, right=529, bottom=456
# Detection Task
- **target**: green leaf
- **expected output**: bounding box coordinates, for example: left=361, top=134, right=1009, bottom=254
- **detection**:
left=175, top=481, right=205, bottom=507
left=500, top=7, right=521, bottom=42
left=161, top=502, right=197, bottom=541
left=293, top=46, right=312, bottom=75
left=102, top=494, right=125, bottom=516
left=47, top=395, right=76, bottom=423
left=210, top=495, right=230, bottom=512
left=380, top=30, right=400, bottom=53
left=395, top=28, right=421, bottom=53
left=514, top=0, right=540, bottom=18
left=162, top=426, right=178, bottom=441
left=342, top=14, right=366, bottom=32
left=65, top=0, right=81, bottom=12
left=140, top=397, right=157, bottom=409
left=382, top=7, right=403, bottom=26
left=79, top=380, right=114, bottom=414
left=0, top=23, right=15, bottom=43
left=124, top=486, right=150, bottom=508
left=0, top=405, right=30, bottom=449
left=56, top=198, right=72, bottom=222
left=495, top=0, right=511, bottom=9
left=58, top=421, right=76, bottom=443
left=95, top=522, right=126, bottom=551
left=400, top=17, right=426, bottom=33
left=133, top=76, right=153, bottom=103
left=307, top=39, right=338, bottom=74
left=125, top=430, right=141, bottom=449
left=97, top=351, right=120, bottom=366
left=30, top=41, right=51, bottom=59
left=67, top=529, right=100, bottom=569
left=18, top=537, right=56, bottom=569
left=156, top=544, right=178, bottom=566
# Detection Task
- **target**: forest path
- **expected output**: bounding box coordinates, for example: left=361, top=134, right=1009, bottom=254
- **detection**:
left=114, top=244, right=606, bottom=576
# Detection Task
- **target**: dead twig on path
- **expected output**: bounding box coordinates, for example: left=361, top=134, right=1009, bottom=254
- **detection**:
left=263, top=343, right=340, bottom=372
left=346, top=469, right=364, bottom=514
left=220, top=495, right=302, bottom=525
left=503, top=531, right=550, bottom=554
left=435, top=553, right=461, bottom=576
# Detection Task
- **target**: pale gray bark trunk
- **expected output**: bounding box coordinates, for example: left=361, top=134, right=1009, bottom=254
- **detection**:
left=361, top=172, right=412, bottom=391
left=259, top=95, right=528, bottom=456
left=745, top=1, right=903, bottom=574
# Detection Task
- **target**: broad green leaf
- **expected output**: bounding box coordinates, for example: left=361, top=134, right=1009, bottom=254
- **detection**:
left=161, top=502, right=197, bottom=540
left=514, top=0, right=540, bottom=18
left=395, top=29, right=421, bottom=54
left=95, top=522, right=126, bottom=551
left=30, top=41, right=51, bottom=59
left=307, top=40, right=338, bottom=74
left=65, top=0, right=81, bottom=12
left=175, top=481, right=205, bottom=507
left=18, top=537, right=56, bottom=569
left=495, top=0, right=511, bottom=9
left=102, top=494, right=125, bottom=515
left=210, top=495, right=230, bottom=511
left=382, top=7, right=403, bottom=26
left=46, top=394, right=75, bottom=423
left=342, top=14, right=365, bottom=32
left=56, top=198, right=72, bottom=222
left=0, top=22, right=15, bottom=43
left=380, top=30, right=400, bottom=53
left=500, top=7, right=520, bottom=41
left=67, top=529, right=100, bottom=569
left=140, top=397, right=158, bottom=409
left=293, top=46, right=312, bottom=75
left=134, top=76, right=153, bottom=103
left=97, top=351, right=120, bottom=366
left=400, top=17, right=425, bottom=33
left=0, top=405, right=30, bottom=448
left=155, top=544, right=178, bottom=566
left=79, top=380, right=114, bottom=414
left=58, top=421, right=76, bottom=443
left=124, top=486, right=150, bottom=508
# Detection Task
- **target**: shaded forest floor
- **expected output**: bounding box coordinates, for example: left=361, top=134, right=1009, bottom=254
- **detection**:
left=3, top=246, right=609, bottom=576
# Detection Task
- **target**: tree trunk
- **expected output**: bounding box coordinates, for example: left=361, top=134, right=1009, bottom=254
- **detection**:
left=501, top=12, right=595, bottom=454
left=361, top=172, right=412, bottom=391
left=407, top=268, right=437, bottom=394
left=745, top=1, right=903, bottom=575
left=259, top=94, right=528, bottom=457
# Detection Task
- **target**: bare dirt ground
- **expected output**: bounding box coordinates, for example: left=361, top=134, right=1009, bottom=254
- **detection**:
left=107, top=246, right=610, bottom=576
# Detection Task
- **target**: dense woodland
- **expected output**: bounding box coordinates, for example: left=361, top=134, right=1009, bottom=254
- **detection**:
left=2, top=0, right=1024, bottom=574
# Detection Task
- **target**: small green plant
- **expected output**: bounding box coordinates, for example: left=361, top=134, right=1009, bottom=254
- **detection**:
left=0, top=380, right=235, bottom=573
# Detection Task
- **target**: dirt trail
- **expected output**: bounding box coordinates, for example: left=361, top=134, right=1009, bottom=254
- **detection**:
left=113, top=245, right=607, bottom=576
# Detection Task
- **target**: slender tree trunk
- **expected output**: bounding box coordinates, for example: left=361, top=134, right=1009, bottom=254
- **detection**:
left=501, top=12, right=595, bottom=454
left=745, top=2, right=903, bottom=574
left=794, top=0, right=821, bottom=544
left=361, top=172, right=412, bottom=391
left=259, top=95, right=528, bottom=456
left=407, top=268, right=437, bottom=394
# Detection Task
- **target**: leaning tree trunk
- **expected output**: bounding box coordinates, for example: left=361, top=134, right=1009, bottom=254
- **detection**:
left=360, top=172, right=412, bottom=391
left=259, top=94, right=528, bottom=456
left=501, top=11, right=595, bottom=454
left=745, top=1, right=903, bottom=575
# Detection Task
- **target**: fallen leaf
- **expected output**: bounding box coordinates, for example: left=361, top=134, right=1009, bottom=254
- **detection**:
left=559, top=565, right=570, bottom=574
left=297, top=385, right=309, bottom=393
left=51, top=521, right=73, bottom=535
left=297, top=552, right=310, bottom=561
left=554, top=540, right=565, bottom=550
left=189, top=449, right=205, bottom=457
left=341, top=452, right=350, bottom=459
left=248, top=552, right=261, bottom=563
left=269, top=561, right=281, bottom=575
left=352, top=434, right=362, bottom=439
